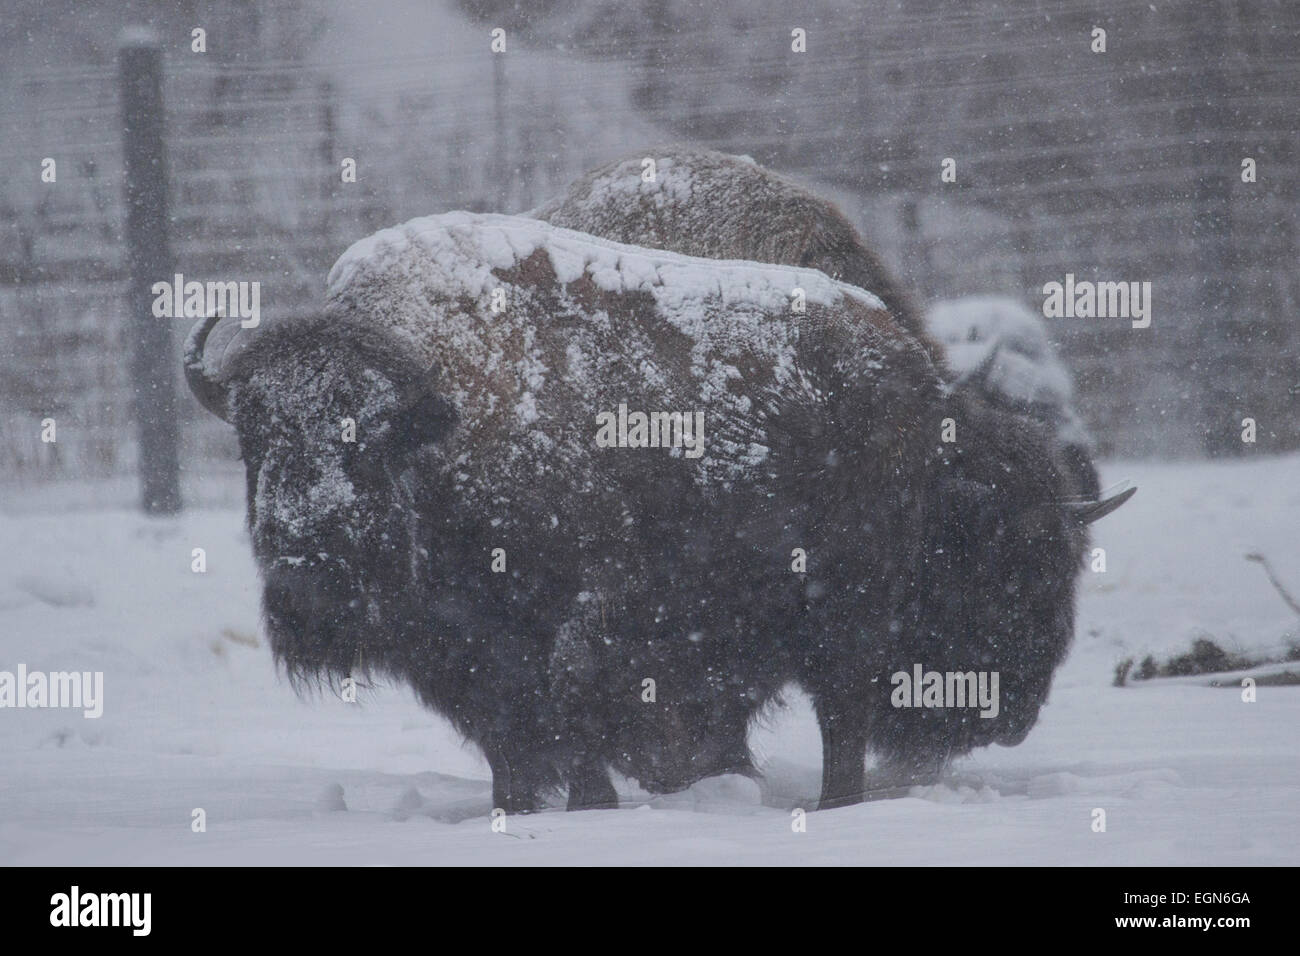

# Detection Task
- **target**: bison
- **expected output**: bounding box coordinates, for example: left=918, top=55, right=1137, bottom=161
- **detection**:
left=534, top=149, right=1130, bottom=797
left=186, top=212, right=1132, bottom=812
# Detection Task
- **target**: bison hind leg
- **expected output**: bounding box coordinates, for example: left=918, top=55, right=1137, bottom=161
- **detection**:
left=815, top=702, right=871, bottom=810
left=566, top=761, right=619, bottom=811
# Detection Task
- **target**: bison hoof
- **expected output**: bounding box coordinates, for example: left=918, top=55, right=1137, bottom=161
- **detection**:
left=817, top=791, right=866, bottom=811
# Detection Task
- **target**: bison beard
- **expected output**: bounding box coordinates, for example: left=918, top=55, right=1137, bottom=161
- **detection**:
left=185, top=212, right=1130, bottom=812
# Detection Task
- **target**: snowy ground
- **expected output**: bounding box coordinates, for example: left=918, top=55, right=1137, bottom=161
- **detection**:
left=1, top=454, right=1297, bottom=865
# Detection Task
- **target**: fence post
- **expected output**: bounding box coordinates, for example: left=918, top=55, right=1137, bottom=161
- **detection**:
left=119, top=30, right=182, bottom=514
left=1184, top=1, right=1237, bottom=456
left=493, top=52, right=508, bottom=211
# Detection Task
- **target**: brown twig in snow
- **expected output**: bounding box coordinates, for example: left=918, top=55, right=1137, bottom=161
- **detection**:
left=1245, top=552, right=1300, bottom=617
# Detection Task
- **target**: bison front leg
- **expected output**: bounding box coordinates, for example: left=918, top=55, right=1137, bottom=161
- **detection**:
left=566, top=760, right=618, bottom=811
left=485, top=748, right=546, bottom=815
left=814, top=701, right=871, bottom=810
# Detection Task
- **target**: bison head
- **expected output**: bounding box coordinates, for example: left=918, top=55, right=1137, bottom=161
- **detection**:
left=873, top=379, right=1135, bottom=774
left=185, top=314, right=454, bottom=685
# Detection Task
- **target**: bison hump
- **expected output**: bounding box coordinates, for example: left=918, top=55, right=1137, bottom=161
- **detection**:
left=320, top=212, right=931, bottom=490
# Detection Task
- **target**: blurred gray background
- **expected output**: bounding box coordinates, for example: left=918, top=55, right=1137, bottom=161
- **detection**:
left=1, top=0, right=1296, bottom=504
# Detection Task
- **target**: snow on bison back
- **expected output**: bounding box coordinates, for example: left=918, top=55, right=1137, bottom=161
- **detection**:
left=184, top=212, right=1128, bottom=812
left=533, top=145, right=945, bottom=367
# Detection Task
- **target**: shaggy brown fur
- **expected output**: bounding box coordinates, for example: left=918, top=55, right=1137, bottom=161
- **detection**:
left=533, top=145, right=946, bottom=368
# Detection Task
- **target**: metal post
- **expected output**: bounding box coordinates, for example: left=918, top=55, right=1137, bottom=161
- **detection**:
left=494, top=53, right=508, bottom=212
left=119, top=30, right=182, bottom=513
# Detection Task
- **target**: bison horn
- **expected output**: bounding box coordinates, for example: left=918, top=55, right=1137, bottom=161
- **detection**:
left=1065, top=481, right=1137, bottom=525
left=184, top=314, right=232, bottom=421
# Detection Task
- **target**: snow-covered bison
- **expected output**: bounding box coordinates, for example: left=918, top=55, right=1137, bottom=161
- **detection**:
left=185, top=212, right=1132, bottom=811
left=535, top=149, right=1131, bottom=793
left=533, top=145, right=944, bottom=368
